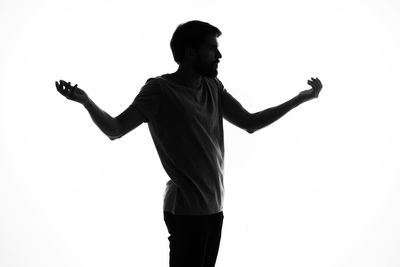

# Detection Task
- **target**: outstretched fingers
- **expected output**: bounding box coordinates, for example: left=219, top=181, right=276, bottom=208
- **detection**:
left=315, top=78, right=323, bottom=92
left=307, top=77, right=323, bottom=98
left=313, top=77, right=323, bottom=97
left=56, top=79, right=75, bottom=99
left=56, top=80, right=67, bottom=95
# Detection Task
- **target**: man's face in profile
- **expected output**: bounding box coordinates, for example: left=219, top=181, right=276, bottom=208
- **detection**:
left=192, top=35, right=222, bottom=78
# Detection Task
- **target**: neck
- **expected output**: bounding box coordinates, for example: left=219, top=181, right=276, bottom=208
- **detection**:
left=171, top=64, right=202, bottom=88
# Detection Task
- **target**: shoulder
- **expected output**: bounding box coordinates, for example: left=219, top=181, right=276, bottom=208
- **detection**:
left=144, top=76, right=162, bottom=87
left=204, top=76, right=225, bottom=95
left=143, top=74, right=175, bottom=91
left=133, top=76, right=164, bottom=100
left=141, top=75, right=165, bottom=91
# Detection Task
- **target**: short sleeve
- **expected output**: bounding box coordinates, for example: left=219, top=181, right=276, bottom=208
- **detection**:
left=130, top=78, right=161, bottom=123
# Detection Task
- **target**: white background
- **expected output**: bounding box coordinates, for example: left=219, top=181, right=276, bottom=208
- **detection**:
left=1, top=0, right=400, bottom=266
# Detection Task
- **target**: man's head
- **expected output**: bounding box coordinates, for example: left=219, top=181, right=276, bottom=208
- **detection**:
left=170, top=20, right=222, bottom=78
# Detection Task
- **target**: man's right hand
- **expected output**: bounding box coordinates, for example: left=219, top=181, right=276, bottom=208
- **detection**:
left=56, top=80, right=89, bottom=105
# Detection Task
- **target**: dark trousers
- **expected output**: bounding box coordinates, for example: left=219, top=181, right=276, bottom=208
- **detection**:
left=163, top=211, right=224, bottom=267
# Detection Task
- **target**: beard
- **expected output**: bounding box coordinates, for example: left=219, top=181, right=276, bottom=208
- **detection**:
left=193, top=59, right=218, bottom=78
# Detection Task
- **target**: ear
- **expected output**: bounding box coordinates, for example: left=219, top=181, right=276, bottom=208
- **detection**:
left=184, top=47, right=197, bottom=60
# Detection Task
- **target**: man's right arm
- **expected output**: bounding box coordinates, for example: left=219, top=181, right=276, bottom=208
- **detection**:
left=83, top=98, right=145, bottom=140
left=56, top=80, right=145, bottom=140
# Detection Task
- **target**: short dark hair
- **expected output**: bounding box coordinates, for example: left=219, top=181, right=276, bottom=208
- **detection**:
left=170, top=20, right=222, bottom=64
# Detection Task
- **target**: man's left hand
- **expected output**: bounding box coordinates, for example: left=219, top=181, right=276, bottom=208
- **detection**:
left=298, top=77, right=323, bottom=103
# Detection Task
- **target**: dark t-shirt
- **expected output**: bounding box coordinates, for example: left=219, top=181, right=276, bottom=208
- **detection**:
left=131, top=74, right=227, bottom=215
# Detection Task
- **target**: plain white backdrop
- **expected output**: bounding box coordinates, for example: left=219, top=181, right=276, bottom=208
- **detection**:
left=1, top=0, right=400, bottom=266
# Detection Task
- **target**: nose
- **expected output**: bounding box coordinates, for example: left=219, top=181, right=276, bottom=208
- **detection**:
left=217, top=49, right=222, bottom=59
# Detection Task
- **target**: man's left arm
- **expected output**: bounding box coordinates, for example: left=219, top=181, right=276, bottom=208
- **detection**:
left=222, top=77, right=323, bottom=133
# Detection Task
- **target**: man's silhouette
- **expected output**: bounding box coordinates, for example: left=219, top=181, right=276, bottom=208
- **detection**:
left=56, top=20, right=323, bottom=267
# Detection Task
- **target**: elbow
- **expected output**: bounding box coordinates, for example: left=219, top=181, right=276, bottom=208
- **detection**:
left=107, top=121, right=123, bottom=141
left=108, top=131, right=123, bottom=141
left=226, top=113, right=257, bottom=134
left=243, top=115, right=257, bottom=134
left=107, top=129, right=123, bottom=141
left=245, top=123, right=257, bottom=133
left=246, top=128, right=256, bottom=134
left=108, top=135, right=119, bottom=141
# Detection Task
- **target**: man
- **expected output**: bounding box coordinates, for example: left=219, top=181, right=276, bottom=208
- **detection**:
left=56, top=20, right=322, bottom=267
